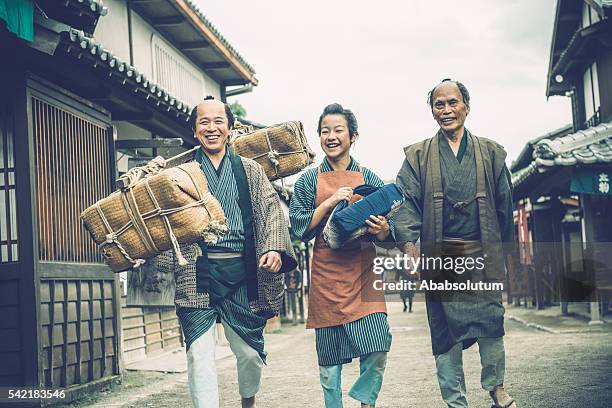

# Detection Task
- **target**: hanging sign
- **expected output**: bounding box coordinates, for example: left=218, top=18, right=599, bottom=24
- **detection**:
left=570, top=168, right=612, bottom=195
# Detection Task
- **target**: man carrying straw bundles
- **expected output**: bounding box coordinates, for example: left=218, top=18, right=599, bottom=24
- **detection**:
left=152, top=96, right=297, bottom=408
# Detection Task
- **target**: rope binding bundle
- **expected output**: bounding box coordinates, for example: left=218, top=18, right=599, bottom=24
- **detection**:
left=82, top=119, right=315, bottom=271
left=81, top=159, right=228, bottom=272
left=230, top=121, right=316, bottom=197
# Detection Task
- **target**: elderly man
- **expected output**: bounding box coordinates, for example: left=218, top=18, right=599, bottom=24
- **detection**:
left=394, top=80, right=517, bottom=408
left=153, top=96, right=296, bottom=408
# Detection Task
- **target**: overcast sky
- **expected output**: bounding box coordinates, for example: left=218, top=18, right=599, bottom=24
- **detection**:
left=198, top=0, right=571, bottom=180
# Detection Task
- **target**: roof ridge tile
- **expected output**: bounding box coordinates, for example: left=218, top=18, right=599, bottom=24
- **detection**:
left=63, top=29, right=192, bottom=116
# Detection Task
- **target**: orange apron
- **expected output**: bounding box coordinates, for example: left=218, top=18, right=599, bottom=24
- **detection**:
left=306, top=166, right=387, bottom=329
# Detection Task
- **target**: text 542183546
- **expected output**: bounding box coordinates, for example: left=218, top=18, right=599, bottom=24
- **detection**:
left=1, top=388, right=66, bottom=402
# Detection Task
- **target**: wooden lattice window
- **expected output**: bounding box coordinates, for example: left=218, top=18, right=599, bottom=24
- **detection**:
left=40, top=278, right=118, bottom=387
left=0, top=104, right=18, bottom=263
left=32, top=97, right=112, bottom=263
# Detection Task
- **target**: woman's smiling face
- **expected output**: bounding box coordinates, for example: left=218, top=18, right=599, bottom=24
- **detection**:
left=319, top=114, right=353, bottom=161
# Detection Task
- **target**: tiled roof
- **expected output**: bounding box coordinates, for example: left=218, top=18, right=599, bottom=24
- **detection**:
left=237, top=117, right=266, bottom=129
left=550, top=19, right=612, bottom=80
left=511, top=122, right=612, bottom=186
left=551, top=26, right=583, bottom=76
left=183, top=0, right=255, bottom=75
left=510, top=123, right=573, bottom=172
left=36, top=0, right=108, bottom=34
left=77, top=0, right=108, bottom=16
left=61, top=29, right=191, bottom=116
left=511, top=162, right=539, bottom=188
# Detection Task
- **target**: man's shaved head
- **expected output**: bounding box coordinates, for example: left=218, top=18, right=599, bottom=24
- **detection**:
left=190, top=96, right=235, bottom=154
left=188, top=96, right=235, bottom=131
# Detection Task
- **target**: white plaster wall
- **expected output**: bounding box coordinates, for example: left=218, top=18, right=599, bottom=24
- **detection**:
left=92, top=0, right=130, bottom=62
left=129, top=11, right=154, bottom=79
left=94, top=1, right=222, bottom=103
left=130, top=12, right=221, bottom=103
left=202, top=71, right=221, bottom=100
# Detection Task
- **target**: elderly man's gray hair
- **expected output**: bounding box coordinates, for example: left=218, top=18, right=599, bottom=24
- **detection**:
left=427, top=78, right=471, bottom=108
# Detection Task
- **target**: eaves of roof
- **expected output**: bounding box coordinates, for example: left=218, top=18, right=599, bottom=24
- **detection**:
left=596, top=1, right=612, bottom=8
left=552, top=18, right=612, bottom=77
left=511, top=122, right=612, bottom=187
left=547, top=11, right=612, bottom=97
left=36, top=0, right=108, bottom=34
left=74, top=0, right=108, bottom=16
left=182, top=0, right=255, bottom=75
left=510, top=123, right=573, bottom=172
left=131, top=0, right=258, bottom=86
left=59, top=29, right=191, bottom=116
left=237, top=117, right=266, bottom=129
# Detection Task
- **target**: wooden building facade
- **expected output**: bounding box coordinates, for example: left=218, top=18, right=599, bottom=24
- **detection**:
left=0, top=0, right=257, bottom=404
left=120, top=282, right=184, bottom=364
left=509, top=0, right=612, bottom=322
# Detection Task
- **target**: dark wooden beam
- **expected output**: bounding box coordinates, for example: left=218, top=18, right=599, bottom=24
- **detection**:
left=86, top=88, right=134, bottom=109
left=523, top=167, right=572, bottom=201
left=116, top=138, right=183, bottom=149
left=118, top=106, right=191, bottom=140
left=180, top=41, right=210, bottom=51
left=559, top=13, right=580, bottom=22
left=202, top=61, right=230, bottom=69
left=222, top=78, right=250, bottom=86
left=77, top=87, right=113, bottom=100
left=112, top=111, right=152, bottom=121
left=39, top=262, right=115, bottom=279
left=7, top=70, right=42, bottom=388
left=151, top=15, right=185, bottom=26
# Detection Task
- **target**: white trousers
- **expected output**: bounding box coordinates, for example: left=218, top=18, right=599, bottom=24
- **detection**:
left=187, top=321, right=264, bottom=408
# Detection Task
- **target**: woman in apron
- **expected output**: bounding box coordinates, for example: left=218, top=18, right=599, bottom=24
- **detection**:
left=289, top=103, right=392, bottom=408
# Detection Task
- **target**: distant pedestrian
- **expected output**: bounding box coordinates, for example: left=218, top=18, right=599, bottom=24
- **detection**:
left=399, top=268, right=416, bottom=313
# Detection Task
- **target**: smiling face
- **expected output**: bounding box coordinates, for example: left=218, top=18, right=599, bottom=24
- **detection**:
left=431, top=81, right=470, bottom=137
left=193, top=100, right=230, bottom=154
left=319, top=114, right=353, bottom=161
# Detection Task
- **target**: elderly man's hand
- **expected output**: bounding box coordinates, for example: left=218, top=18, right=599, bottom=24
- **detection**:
left=259, top=251, right=282, bottom=273
left=366, top=215, right=390, bottom=241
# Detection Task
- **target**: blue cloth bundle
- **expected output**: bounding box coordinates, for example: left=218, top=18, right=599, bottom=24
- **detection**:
left=323, top=183, right=404, bottom=249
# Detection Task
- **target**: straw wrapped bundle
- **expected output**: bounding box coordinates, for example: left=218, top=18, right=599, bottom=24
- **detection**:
left=81, top=161, right=227, bottom=272
left=231, top=121, right=315, bottom=181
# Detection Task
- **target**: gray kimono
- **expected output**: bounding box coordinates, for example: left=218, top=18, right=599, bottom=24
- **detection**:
left=394, top=130, right=514, bottom=355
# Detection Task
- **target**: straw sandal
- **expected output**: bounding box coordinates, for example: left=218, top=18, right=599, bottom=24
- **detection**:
left=490, top=386, right=517, bottom=408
